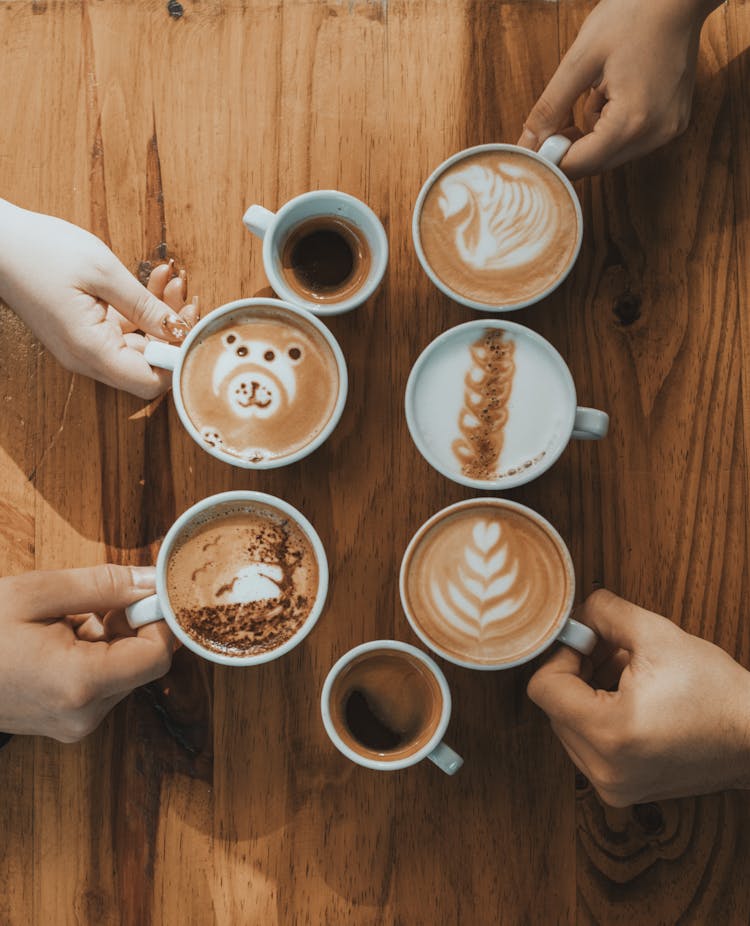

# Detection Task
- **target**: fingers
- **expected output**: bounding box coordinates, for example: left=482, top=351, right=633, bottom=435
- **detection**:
left=93, top=252, right=190, bottom=343
left=527, top=644, right=604, bottom=730
left=76, top=620, right=175, bottom=697
left=577, top=588, right=674, bottom=652
left=107, top=340, right=173, bottom=400
left=12, top=565, right=157, bottom=622
left=518, top=45, right=601, bottom=150
left=582, top=87, right=607, bottom=132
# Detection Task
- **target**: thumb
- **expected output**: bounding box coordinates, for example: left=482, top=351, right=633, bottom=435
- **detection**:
left=92, top=251, right=190, bottom=342
left=518, top=45, right=600, bottom=150
left=14, top=564, right=157, bottom=621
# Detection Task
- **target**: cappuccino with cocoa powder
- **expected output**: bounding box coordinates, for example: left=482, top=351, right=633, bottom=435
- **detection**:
left=401, top=500, right=573, bottom=668
left=417, top=147, right=581, bottom=308
left=166, top=501, right=319, bottom=658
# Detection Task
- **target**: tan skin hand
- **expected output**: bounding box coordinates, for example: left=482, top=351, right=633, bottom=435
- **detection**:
left=0, top=198, right=199, bottom=399
left=518, top=0, right=720, bottom=179
left=527, top=589, right=750, bottom=807
left=0, top=565, right=175, bottom=743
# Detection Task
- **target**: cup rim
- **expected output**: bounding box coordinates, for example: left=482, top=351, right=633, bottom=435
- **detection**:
left=261, top=190, right=389, bottom=316
left=169, top=297, right=348, bottom=469
left=411, top=142, right=583, bottom=312
left=320, top=639, right=452, bottom=770
left=399, top=497, right=576, bottom=671
left=155, top=490, right=329, bottom=666
left=404, top=319, right=577, bottom=489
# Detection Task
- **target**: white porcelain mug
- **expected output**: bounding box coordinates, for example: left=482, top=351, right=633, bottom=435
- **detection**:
left=405, top=319, right=608, bottom=490
left=243, top=190, right=388, bottom=315
left=126, top=491, right=329, bottom=667
left=144, top=297, right=348, bottom=469
left=400, top=498, right=597, bottom=671
left=321, top=640, right=463, bottom=775
left=412, top=136, right=582, bottom=312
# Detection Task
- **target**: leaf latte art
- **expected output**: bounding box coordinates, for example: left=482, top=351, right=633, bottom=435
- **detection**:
left=403, top=504, right=572, bottom=666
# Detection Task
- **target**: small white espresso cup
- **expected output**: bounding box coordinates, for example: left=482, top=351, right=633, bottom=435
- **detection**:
left=143, top=297, right=348, bottom=470
left=321, top=640, right=463, bottom=775
left=243, top=190, right=388, bottom=315
left=412, top=136, right=582, bottom=312
left=405, top=319, right=608, bottom=490
left=400, top=498, right=596, bottom=671
left=125, top=491, right=329, bottom=667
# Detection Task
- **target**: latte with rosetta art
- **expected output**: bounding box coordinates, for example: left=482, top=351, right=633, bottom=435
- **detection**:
left=180, top=306, right=340, bottom=463
left=402, top=502, right=572, bottom=666
left=418, top=150, right=580, bottom=307
left=167, top=502, right=320, bottom=657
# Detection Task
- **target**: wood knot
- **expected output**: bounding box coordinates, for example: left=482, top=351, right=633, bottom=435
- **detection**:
left=613, top=291, right=642, bottom=327
left=632, top=802, right=664, bottom=835
left=167, top=0, right=184, bottom=18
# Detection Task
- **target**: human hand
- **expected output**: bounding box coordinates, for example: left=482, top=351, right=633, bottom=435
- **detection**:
left=527, top=589, right=750, bottom=806
left=0, top=564, right=175, bottom=742
left=518, top=0, right=717, bottom=179
left=0, top=199, right=199, bottom=398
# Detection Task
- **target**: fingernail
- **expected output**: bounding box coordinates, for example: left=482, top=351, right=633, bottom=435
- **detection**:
left=191, top=295, right=201, bottom=320
left=179, top=268, right=188, bottom=302
left=130, top=565, right=157, bottom=589
left=162, top=312, right=190, bottom=341
left=167, top=258, right=176, bottom=277
left=518, top=128, right=538, bottom=150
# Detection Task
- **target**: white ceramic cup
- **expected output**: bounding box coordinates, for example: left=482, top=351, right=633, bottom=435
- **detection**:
left=321, top=640, right=463, bottom=775
left=125, top=491, right=329, bottom=667
left=405, top=318, right=609, bottom=490
left=243, top=190, right=389, bottom=315
left=399, top=498, right=597, bottom=671
left=143, top=297, right=348, bottom=469
left=412, top=136, right=582, bottom=312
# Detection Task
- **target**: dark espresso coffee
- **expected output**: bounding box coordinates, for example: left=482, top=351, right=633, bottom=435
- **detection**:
left=167, top=502, right=319, bottom=657
left=280, top=216, right=371, bottom=305
left=329, top=648, right=443, bottom=760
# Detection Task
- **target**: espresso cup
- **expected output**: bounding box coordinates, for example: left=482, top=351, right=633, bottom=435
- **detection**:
left=405, top=319, right=608, bottom=490
left=400, top=498, right=596, bottom=671
left=144, top=298, right=348, bottom=469
left=125, top=491, right=328, bottom=667
left=243, top=190, right=388, bottom=315
left=412, top=136, right=582, bottom=311
left=321, top=640, right=463, bottom=774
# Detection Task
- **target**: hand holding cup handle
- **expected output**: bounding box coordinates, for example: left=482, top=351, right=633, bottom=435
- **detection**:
left=557, top=617, right=597, bottom=655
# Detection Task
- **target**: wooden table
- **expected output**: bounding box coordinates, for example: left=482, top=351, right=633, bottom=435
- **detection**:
left=1, top=1, right=749, bottom=922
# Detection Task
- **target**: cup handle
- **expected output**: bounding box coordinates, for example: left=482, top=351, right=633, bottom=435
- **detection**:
left=557, top=617, right=597, bottom=656
left=427, top=740, right=464, bottom=775
left=144, top=341, right=181, bottom=371
left=537, top=134, right=572, bottom=166
left=572, top=407, right=609, bottom=440
left=243, top=205, right=276, bottom=239
left=126, top=594, right=165, bottom=629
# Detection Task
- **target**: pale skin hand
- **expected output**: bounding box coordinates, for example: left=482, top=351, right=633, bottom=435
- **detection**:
left=0, top=565, right=175, bottom=742
left=518, top=0, right=720, bottom=179
left=527, top=590, right=750, bottom=806
left=0, top=198, right=199, bottom=399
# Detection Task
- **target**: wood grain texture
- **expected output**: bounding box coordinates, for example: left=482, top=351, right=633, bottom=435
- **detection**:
left=0, top=1, right=748, bottom=923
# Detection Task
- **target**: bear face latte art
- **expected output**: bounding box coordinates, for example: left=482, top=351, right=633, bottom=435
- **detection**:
left=180, top=305, right=341, bottom=464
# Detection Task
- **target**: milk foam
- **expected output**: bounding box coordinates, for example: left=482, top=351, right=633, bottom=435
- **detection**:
left=437, top=161, right=555, bottom=271
left=410, top=326, right=572, bottom=484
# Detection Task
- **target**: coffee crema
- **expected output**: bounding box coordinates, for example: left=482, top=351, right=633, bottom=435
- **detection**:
left=180, top=306, right=340, bottom=463
left=418, top=150, right=579, bottom=306
left=329, top=649, right=443, bottom=760
left=280, top=216, right=371, bottom=305
left=167, top=503, right=319, bottom=657
left=402, top=503, right=572, bottom=666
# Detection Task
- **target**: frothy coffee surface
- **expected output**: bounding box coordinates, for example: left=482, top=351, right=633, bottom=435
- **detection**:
left=180, top=307, right=339, bottom=463
left=402, top=503, right=571, bottom=666
left=329, top=649, right=443, bottom=760
left=167, top=503, right=319, bottom=657
left=409, top=325, right=572, bottom=485
left=280, top=216, right=371, bottom=305
left=419, top=150, right=579, bottom=306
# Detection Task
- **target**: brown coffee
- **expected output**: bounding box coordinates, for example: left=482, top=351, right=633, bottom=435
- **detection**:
left=280, top=216, right=371, bottom=305
left=167, top=502, right=319, bottom=657
left=418, top=149, right=579, bottom=307
left=402, top=502, right=572, bottom=666
left=329, top=648, right=443, bottom=760
left=180, top=305, right=340, bottom=464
